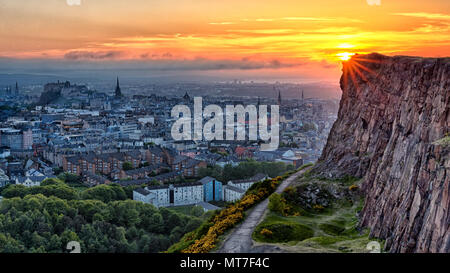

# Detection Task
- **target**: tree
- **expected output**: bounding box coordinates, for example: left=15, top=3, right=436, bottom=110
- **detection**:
left=0, top=188, right=203, bottom=253
left=53, top=167, right=64, bottom=176
left=0, top=233, right=24, bottom=253
left=41, top=178, right=65, bottom=186
left=58, top=173, right=82, bottom=185
left=166, top=213, right=182, bottom=232
left=81, top=185, right=117, bottom=203
left=122, top=162, right=133, bottom=171
left=268, top=193, right=286, bottom=214
left=1, top=185, right=29, bottom=198
left=190, top=206, right=204, bottom=217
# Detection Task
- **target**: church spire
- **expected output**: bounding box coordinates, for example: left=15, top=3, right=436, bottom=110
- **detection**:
left=183, top=91, right=190, bottom=101
left=277, top=89, right=281, bottom=106
left=115, top=76, right=122, bottom=97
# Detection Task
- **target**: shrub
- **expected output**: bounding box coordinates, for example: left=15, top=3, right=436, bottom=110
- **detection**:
left=268, top=193, right=286, bottom=214
left=313, top=204, right=325, bottom=212
left=254, top=222, right=314, bottom=243
left=260, top=228, right=273, bottom=237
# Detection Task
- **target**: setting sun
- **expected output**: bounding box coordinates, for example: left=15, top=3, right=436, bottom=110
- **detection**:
left=337, top=52, right=355, bottom=61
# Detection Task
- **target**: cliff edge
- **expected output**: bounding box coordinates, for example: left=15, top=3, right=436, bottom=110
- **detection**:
left=314, top=53, right=449, bottom=252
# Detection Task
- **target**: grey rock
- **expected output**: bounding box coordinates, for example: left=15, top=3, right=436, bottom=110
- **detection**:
left=314, top=53, right=449, bottom=253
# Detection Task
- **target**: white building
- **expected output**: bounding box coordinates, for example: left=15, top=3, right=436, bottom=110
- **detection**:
left=222, top=185, right=246, bottom=202
left=133, top=187, right=154, bottom=203
left=223, top=173, right=269, bottom=202
left=227, top=173, right=269, bottom=191
left=14, top=175, right=55, bottom=187
left=133, top=182, right=204, bottom=207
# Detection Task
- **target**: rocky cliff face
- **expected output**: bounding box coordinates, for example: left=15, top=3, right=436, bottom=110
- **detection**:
left=314, top=53, right=449, bottom=253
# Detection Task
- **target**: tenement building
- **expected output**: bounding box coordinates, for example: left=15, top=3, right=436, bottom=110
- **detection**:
left=133, top=182, right=204, bottom=207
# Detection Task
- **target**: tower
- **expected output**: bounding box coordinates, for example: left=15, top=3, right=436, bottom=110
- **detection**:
left=183, top=91, right=190, bottom=101
left=277, top=89, right=282, bottom=106
left=302, top=90, right=304, bottom=100
left=115, top=77, right=122, bottom=97
left=15, top=82, right=19, bottom=95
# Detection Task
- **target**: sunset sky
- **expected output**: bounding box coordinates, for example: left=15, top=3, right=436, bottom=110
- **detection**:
left=0, top=0, right=449, bottom=82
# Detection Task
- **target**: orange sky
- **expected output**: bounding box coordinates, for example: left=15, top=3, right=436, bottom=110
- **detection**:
left=0, top=0, right=449, bottom=81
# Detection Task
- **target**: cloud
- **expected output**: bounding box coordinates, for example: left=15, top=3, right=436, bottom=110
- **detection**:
left=0, top=57, right=304, bottom=72
left=66, top=0, right=81, bottom=6
left=209, top=22, right=235, bottom=25
left=282, top=17, right=335, bottom=21
left=64, top=50, right=123, bottom=60
left=366, top=0, right=381, bottom=6
left=392, top=12, right=450, bottom=20
left=130, top=58, right=303, bottom=71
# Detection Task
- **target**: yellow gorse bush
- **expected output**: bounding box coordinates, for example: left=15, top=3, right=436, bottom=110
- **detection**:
left=260, top=228, right=273, bottom=237
left=313, top=204, right=325, bottom=211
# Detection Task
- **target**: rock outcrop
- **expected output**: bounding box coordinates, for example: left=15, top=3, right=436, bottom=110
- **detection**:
left=314, top=53, right=449, bottom=253
left=37, top=82, right=66, bottom=105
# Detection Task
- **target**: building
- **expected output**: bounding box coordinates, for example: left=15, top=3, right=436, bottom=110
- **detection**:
left=118, top=163, right=167, bottom=180
left=62, top=151, right=142, bottom=176
left=84, top=173, right=111, bottom=187
left=133, top=187, right=153, bottom=203
left=227, top=173, right=268, bottom=192
left=277, top=89, right=282, bottom=105
left=0, top=129, right=22, bottom=149
left=222, top=184, right=245, bottom=202
left=223, top=173, right=269, bottom=202
left=0, top=147, right=11, bottom=159
left=14, top=175, right=55, bottom=187
left=115, top=77, right=122, bottom=97
left=199, top=176, right=223, bottom=202
left=0, top=168, right=9, bottom=187
left=181, top=158, right=206, bottom=177
left=133, top=182, right=204, bottom=207
left=0, top=128, right=33, bottom=150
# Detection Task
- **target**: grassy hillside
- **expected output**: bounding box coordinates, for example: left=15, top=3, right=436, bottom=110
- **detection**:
left=252, top=171, right=384, bottom=253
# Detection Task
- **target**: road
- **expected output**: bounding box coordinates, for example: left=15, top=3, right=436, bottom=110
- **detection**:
left=217, top=168, right=309, bottom=253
